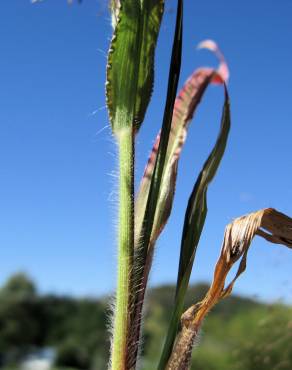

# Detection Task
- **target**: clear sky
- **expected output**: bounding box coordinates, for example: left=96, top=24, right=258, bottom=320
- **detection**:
left=0, top=0, right=291, bottom=303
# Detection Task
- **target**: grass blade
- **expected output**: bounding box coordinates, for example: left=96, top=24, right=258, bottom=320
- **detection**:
left=135, top=41, right=228, bottom=257
left=136, top=0, right=183, bottom=251
left=158, top=85, right=231, bottom=369
left=129, top=1, right=183, bottom=367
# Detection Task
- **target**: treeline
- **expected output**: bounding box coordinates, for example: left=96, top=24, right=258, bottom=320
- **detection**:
left=0, top=274, right=291, bottom=370
left=0, top=273, right=109, bottom=369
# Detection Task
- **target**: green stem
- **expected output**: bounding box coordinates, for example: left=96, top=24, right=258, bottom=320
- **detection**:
left=111, top=126, right=135, bottom=370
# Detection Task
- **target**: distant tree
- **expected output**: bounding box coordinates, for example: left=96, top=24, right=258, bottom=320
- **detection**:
left=0, top=273, right=36, bottom=300
left=0, top=273, right=110, bottom=368
left=0, top=274, right=40, bottom=365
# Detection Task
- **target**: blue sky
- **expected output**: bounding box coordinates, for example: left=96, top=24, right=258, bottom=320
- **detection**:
left=0, top=0, right=291, bottom=302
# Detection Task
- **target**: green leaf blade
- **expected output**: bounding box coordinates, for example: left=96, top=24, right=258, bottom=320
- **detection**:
left=177, top=86, right=230, bottom=290
left=129, top=1, right=183, bottom=368
left=158, top=86, right=231, bottom=369
left=106, top=0, right=164, bottom=135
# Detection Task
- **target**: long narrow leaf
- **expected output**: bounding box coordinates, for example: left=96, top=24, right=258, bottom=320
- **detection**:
left=176, top=86, right=230, bottom=293
left=158, top=84, right=231, bottom=369
left=129, top=1, right=183, bottom=367
left=135, top=0, right=183, bottom=254
left=135, top=42, right=228, bottom=251
left=134, top=47, right=229, bottom=358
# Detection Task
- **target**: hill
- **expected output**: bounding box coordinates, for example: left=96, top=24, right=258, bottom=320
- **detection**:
left=0, top=274, right=291, bottom=370
left=142, top=284, right=292, bottom=370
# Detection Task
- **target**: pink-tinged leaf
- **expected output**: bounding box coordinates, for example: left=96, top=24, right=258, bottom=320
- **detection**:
left=198, top=39, right=229, bottom=83
left=134, top=41, right=230, bottom=370
left=135, top=41, right=229, bottom=250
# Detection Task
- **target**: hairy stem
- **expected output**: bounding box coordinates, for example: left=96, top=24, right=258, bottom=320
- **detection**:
left=165, top=323, right=199, bottom=370
left=111, top=126, right=135, bottom=370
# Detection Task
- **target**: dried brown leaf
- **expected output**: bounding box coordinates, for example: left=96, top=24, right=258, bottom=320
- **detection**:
left=166, top=208, right=292, bottom=370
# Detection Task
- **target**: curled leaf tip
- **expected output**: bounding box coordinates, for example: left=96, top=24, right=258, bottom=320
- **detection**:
left=223, top=210, right=263, bottom=264
left=212, top=207, right=292, bottom=301
left=197, top=39, right=218, bottom=51
left=197, top=39, right=229, bottom=84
